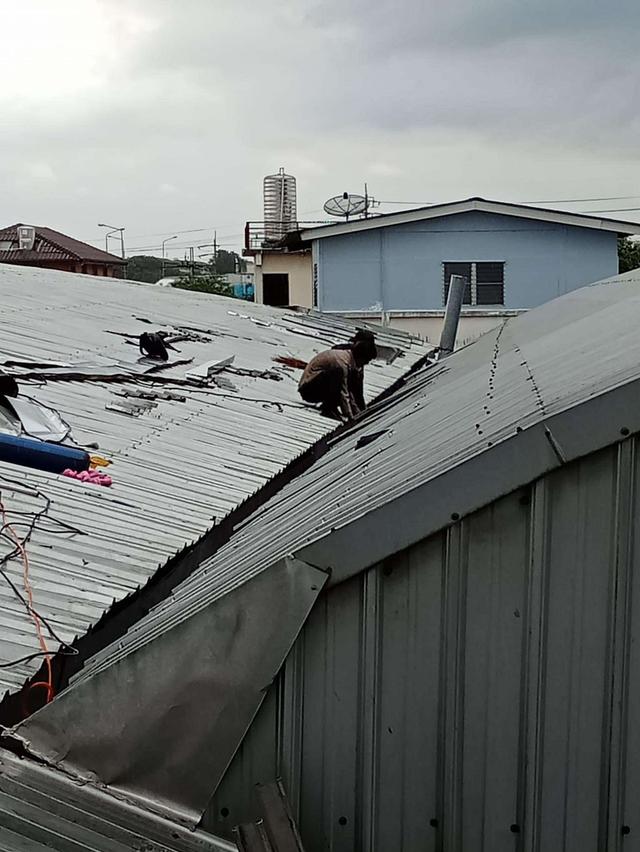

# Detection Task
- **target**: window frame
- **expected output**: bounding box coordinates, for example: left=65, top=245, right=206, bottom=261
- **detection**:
left=443, top=260, right=505, bottom=307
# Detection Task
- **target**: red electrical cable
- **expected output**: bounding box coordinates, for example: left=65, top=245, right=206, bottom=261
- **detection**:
left=0, top=500, right=54, bottom=704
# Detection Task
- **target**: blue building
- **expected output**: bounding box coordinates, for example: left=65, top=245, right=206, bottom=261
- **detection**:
left=293, top=198, right=639, bottom=342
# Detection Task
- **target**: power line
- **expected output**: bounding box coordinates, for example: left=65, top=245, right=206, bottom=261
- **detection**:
left=525, top=195, right=640, bottom=204
left=580, top=206, right=640, bottom=214
left=127, top=226, right=218, bottom=238
left=125, top=240, right=241, bottom=254
left=378, top=194, right=640, bottom=207
left=377, top=200, right=435, bottom=206
left=80, top=224, right=241, bottom=242
left=88, top=231, right=245, bottom=254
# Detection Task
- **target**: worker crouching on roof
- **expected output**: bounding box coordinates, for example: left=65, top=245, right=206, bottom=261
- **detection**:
left=298, top=330, right=377, bottom=420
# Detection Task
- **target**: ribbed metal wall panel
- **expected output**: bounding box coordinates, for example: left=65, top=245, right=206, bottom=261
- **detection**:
left=204, top=438, right=640, bottom=851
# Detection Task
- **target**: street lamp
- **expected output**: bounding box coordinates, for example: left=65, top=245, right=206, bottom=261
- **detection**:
left=98, top=223, right=125, bottom=259
left=162, top=235, right=178, bottom=278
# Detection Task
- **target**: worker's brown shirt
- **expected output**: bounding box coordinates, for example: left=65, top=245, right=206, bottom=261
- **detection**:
left=298, top=348, right=359, bottom=418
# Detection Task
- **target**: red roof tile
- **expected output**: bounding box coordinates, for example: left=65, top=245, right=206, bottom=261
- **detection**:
left=0, top=224, right=126, bottom=265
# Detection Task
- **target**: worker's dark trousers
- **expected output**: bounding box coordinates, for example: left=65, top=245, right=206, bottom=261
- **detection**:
left=299, top=369, right=342, bottom=413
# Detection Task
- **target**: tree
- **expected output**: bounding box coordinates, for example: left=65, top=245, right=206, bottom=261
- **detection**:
left=124, top=250, right=245, bottom=283
left=212, top=249, right=246, bottom=274
left=618, top=237, right=640, bottom=273
left=125, top=255, right=186, bottom=283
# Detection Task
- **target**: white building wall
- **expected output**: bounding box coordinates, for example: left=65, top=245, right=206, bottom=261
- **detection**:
left=254, top=251, right=313, bottom=307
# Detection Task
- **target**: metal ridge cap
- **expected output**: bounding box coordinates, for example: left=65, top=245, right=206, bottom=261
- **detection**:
left=297, top=376, right=640, bottom=586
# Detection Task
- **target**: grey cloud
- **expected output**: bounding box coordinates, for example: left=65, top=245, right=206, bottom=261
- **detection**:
left=1, top=0, right=639, bottom=255
left=107, top=0, right=640, bottom=146
left=306, top=0, right=640, bottom=51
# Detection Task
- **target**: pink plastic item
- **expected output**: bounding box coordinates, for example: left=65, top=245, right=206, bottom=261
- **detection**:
left=62, top=468, right=112, bottom=487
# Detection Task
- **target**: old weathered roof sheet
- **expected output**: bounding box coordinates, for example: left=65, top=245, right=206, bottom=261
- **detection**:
left=79, top=269, right=640, bottom=679
left=0, top=263, right=429, bottom=696
left=14, top=271, right=640, bottom=830
left=0, top=747, right=234, bottom=852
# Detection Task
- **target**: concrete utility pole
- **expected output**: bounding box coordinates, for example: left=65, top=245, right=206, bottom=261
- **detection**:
left=161, top=235, right=178, bottom=278
left=198, top=234, right=218, bottom=274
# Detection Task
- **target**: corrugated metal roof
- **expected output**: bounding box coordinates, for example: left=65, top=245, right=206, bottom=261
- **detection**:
left=75, top=269, right=640, bottom=683
left=15, top=270, right=640, bottom=830
left=0, top=747, right=235, bottom=851
left=0, top=263, right=429, bottom=696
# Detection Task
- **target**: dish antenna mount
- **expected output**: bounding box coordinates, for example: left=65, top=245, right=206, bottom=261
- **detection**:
left=323, top=193, right=366, bottom=219
left=323, top=185, right=377, bottom=220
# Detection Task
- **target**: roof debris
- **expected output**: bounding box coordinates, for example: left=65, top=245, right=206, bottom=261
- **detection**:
left=273, top=355, right=308, bottom=370
left=139, top=331, right=179, bottom=361
left=0, top=263, right=430, bottom=698
left=63, top=469, right=112, bottom=487
left=105, top=399, right=158, bottom=416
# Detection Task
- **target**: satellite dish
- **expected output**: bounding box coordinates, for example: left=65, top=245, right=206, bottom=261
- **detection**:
left=323, top=192, right=367, bottom=220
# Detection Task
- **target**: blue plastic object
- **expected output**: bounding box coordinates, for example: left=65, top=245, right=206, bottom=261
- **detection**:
left=0, top=433, right=90, bottom=475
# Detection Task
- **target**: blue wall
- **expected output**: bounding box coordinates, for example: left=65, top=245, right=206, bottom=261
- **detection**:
left=316, top=211, right=619, bottom=312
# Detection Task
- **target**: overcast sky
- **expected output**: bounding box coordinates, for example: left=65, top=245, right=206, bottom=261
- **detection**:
left=2, top=0, right=639, bottom=258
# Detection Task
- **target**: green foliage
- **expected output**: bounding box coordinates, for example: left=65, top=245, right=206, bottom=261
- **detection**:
left=125, top=255, right=165, bottom=283
left=214, top=249, right=246, bottom=274
left=618, top=237, right=640, bottom=274
left=173, top=273, right=233, bottom=296
left=125, top=250, right=245, bottom=283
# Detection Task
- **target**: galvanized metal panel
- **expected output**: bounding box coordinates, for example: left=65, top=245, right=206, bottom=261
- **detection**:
left=207, top=685, right=279, bottom=835
left=457, top=495, right=530, bottom=851
left=0, top=747, right=234, bottom=852
left=14, top=272, right=640, bottom=842
left=298, top=574, right=363, bottom=851
left=373, top=537, right=444, bottom=852
left=0, top=264, right=427, bottom=695
left=621, top=441, right=640, bottom=852
left=534, top=450, right=617, bottom=852
left=122, top=275, right=640, bottom=661
left=16, top=558, right=328, bottom=828
left=206, top=439, right=640, bottom=852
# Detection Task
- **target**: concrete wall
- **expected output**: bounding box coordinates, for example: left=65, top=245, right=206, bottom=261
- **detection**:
left=315, top=211, right=618, bottom=312
left=203, top=439, right=640, bottom=852
left=339, top=309, right=524, bottom=347
left=255, top=251, right=312, bottom=307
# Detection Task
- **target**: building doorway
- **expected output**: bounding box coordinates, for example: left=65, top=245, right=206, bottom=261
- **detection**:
left=262, top=273, right=289, bottom=306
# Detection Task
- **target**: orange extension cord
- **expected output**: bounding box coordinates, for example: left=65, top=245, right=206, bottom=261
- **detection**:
left=0, top=500, right=54, bottom=704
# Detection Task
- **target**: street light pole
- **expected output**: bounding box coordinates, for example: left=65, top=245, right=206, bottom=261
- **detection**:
left=105, top=229, right=118, bottom=253
left=98, top=223, right=125, bottom=259
left=162, top=235, right=178, bottom=278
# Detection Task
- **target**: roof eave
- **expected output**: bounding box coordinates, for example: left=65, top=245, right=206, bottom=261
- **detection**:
left=300, top=198, right=640, bottom=240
